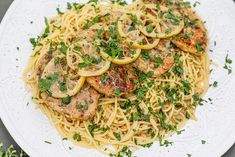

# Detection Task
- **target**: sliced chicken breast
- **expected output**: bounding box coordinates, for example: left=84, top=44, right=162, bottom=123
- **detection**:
left=86, top=65, right=138, bottom=96
left=43, top=85, right=100, bottom=120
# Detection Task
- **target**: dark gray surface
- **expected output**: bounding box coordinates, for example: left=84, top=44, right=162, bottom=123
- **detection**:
left=0, top=0, right=235, bottom=156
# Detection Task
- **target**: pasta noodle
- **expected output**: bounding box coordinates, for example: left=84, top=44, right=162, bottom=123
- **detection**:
left=23, top=0, right=210, bottom=155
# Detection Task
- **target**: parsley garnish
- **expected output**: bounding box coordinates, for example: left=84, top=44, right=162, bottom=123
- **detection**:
left=201, top=140, right=206, bottom=144
left=141, top=142, right=153, bottom=148
left=183, top=2, right=191, bottom=8
left=56, top=8, right=63, bottom=15
left=38, top=72, right=60, bottom=93
left=54, top=56, right=60, bottom=65
left=42, top=17, right=50, bottom=38
left=212, top=81, right=218, bottom=88
left=181, top=80, right=191, bottom=95
left=109, top=146, right=132, bottom=157
left=99, top=126, right=110, bottom=132
left=88, top=123, right=100, bottom=137
left=88, top=0, right=99, bottom=4
left=110, top=0, right=127, bottom=6
left=61, top=96, right=71, bottom=105
left=133, top=112, right=150, bottom=122
left=196, top=42, right=203, bottom=53
left=114, top=132, right=121, bottom=141
left=29, top=37, right=41, bottom=49
left=60, top=42, right=68, bottom=54
left=146, top=24, right=154, bottom=33
left=223, top=54, right=233, bottom=74
left=44, top=141, right=52, bottom=144
left=193, top=1, right=200, bottom=7
left=73, top=133, right=81, bottom=141
left=59, top=75, right=67, bottom=92
left=160, top=140, right=173, bottom=147
left=83, top=15, right=102, bottom=29
left=100, top=75, right=110, bottom=84
left=126, top=13, right=142, bottom=25
left=187, top=154, right=192, bottom=157
left=176, top=129, right=185, bottom=135
left=114, top=88, right=121, bottom=95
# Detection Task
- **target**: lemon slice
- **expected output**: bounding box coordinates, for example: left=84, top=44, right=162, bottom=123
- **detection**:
left=126, top=32, right=160, bottom=50
left=117, top=11, right=160, bottom=50
left=117, top=11, right=142, bottom=38
left=66, top=41, right=111, bottom=77
left=100, top=46, right=141, bottom=65
left=78, top=61, right=111, bottom=76
left=41, top=55, right=85, bottom=98
left=138, top=13, right=161, bottom=38
left=66, top=44, right=83, bottom=70
left=144, top=4, right=184, bottom=38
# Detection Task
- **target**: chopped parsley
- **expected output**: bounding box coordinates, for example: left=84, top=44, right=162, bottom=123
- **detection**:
left=193, top=1, right=200, bottom=7
left=166, top=88, right=177, bottom=103
left=44, top=141, right=52, bottom=144
left=181, top=80, right=191, bottom=95
left=42, top=17, right=50, bottom=38
left=223, top=54, right=233, bottom=74
left=166, top=9, right=180, bottom=25
left=173, top=54, right=184, bottom=75
left=146, top=24, right=154, bottom=33
left=187, top=154, right=192, bottom=157
left=73, top=133, right=81, bottom=142
left=134, top=85, right=148, bottom=99
left=114, top=132, right=121, bottom=141
left=100, top=75, right=110, bottom=84
left=109, top=146, right=132, bottom=157
left=154, top=57, right=164, bottom=67
left=110, top=0, right=127, bottom=6
left=196, top=43, right=203, bottom=53
left=114, top=88, right=121, bottom=95
left=183, top=1, right=191, bottom=8
left=185, top=112, right=190, bottom=119
left=126, top=13, right=142, bottom=25
left=88, top=123, right=100, bottom=137
left=140, top=142, right=153, bottom=148
left=58, top=75, right=67, bottom=93
left=56, top=8, right=63, bottom=15
left=38, top=72, right=60, bottom=93
left=88, top=0, right=99, bottom=4
left=59, top=42, right=68, bottom=54
left=160, top=140, right=173, bottom=147
left=176, top=129, right=185, bottom=135
left=29, top=38, right=39, bottom=49
left=98, top=26, right=124, bottom=59
left=83, top=15, right=102, bottom=29
left=61, top=96, right=71, bottom=105
left=99, top=126, right=110, bottom=132
left=54, top=56, right=61, bottom=65
left=78, top=55, right=102, bottom=68
left=133, top=112, right=150, bottom=122
left=193, top=94, right=205, bottom=106
left=211, top=81, right=218, bottom=88
left=201, top=140, right=206, bottom=144
left=141, top=51, right=150, bottom=61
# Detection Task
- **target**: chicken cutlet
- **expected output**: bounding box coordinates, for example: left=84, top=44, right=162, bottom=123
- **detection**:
left=43, top=85, right=100, bottom=120
left=133, top=40, right=175, bottom=77
left=86, top=65, right=138, bottom=96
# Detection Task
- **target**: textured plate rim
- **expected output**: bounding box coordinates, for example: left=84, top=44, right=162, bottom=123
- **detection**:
left=0, top=0, right=234, bottom=157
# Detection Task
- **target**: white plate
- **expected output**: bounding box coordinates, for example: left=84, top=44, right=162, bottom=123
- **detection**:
left=0, top=0, right=235, bottom=157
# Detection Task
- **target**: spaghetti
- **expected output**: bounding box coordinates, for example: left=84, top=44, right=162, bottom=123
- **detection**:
left=23, top=0, right=210, bottom=156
